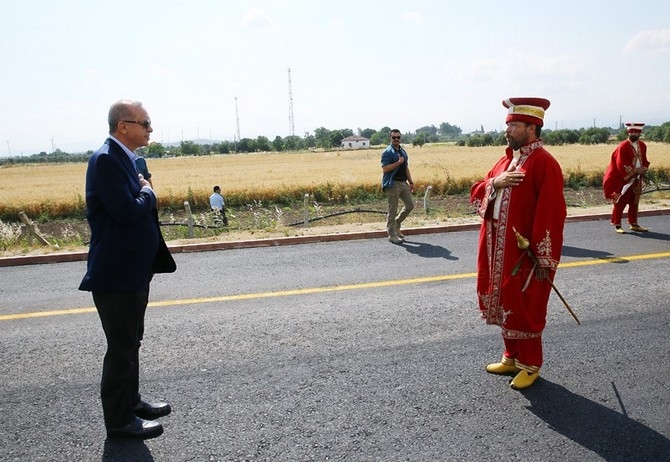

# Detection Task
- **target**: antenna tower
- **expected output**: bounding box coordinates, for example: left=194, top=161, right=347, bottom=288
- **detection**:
left=288, top=67, right=295, bottom=136
left=234, top=97, right=241, bottom=142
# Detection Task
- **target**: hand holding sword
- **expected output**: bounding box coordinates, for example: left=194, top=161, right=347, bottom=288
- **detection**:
left=512, top=227, right=581, bottom=325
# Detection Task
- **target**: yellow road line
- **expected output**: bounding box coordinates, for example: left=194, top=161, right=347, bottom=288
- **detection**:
left=559, top=252, right=670, bottom=267
left=2, top=251, right=668, bottom=322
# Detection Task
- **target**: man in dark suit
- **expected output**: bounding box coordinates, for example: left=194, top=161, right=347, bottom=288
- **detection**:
left=79, top=100, right=176, bottom=439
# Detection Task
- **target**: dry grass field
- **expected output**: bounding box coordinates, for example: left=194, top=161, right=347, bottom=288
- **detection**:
left=1, top=142, right=669, bottom=254
left=2, top=142, right=669, bottom=219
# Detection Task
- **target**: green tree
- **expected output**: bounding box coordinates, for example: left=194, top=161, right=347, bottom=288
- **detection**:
left=255, top=135, right=271, bottom=152
left=379, top=126, right=392, bottom=137
left=330, top=129, right=345, bottom=148
left=644, top=123, right=670, bottom=142
left=360, top=128, right=376, bottom=139
left=214, top=141, right=231, bottom=154
left=314, top=127, right=332, bottom=148
left=616, top=128, right=628, bottom=142
left=283, top=135, right=303, bottom=151
left=180, top=140, right=202, bottom=156
left=562, top=129, right=581, bottom=144
left=147, top=142, right=166, bottom=158
left=272, top=136, right=284, bottom=152
left=439, top=122, right=462, bottom=138
left=412, top=133, right=426, bottom=147
left=415, top=125, right=438, bottom=138
left=200, top=144, right=213, bottom=155
left=370, top=126, right=393, bottom=145
left=236, top=138, right=254, bottom=152
left=578, top=127, right=610, bottom=145
left=465, top=135, right=484, bottom=147
left=303, top=132, right=316, bottom=149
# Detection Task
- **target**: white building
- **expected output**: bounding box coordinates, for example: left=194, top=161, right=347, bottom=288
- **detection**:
left=340, top=135, right=370, bottom=149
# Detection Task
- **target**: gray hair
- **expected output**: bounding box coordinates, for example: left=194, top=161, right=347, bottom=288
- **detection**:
left=108, top=99, right=144, bottom=134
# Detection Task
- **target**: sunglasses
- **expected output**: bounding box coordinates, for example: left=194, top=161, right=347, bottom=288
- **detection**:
left=391, top=136, right=401, bottom=140
left=123, top=119, right=152, bottom=129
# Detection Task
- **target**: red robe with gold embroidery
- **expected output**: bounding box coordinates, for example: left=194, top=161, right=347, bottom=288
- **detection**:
left=602, top=139, right=649, bottom=203
left=470, top=141, right=566, bottom=341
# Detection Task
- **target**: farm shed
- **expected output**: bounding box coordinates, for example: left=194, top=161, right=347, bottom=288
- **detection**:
left=340, top=135, right=369, bottom=149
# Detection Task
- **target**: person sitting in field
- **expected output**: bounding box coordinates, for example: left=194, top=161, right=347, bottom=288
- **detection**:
left=209, top=185, right=229, bottom=226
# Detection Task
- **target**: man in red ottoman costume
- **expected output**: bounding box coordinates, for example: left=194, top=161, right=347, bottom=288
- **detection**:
left=471, top=97, right=566, bottom=390
left=603, top=122, right=650, bottom=234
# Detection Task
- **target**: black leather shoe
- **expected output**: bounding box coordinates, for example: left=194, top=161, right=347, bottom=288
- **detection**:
left=133, top=399, right=172, bottom=420
left=107, top=417, right=163, bottom=439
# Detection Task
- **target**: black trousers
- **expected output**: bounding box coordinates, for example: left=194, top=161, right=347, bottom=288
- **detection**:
left=93, top=288, right=149, bottom=429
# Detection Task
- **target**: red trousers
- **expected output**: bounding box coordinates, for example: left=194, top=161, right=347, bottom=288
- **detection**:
left=610, top=179, right=642, bottom=226
left=503, top=337, right=543, bottom=369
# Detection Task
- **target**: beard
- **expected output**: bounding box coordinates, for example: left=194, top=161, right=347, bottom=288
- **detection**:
left=629, top=134, right=640, bottom=142
left=507, top=136, right=526, bottom=151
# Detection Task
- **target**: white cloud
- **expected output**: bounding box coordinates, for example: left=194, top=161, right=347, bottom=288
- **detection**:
left=150, top=65, right=178, bottom=79
left=82, top=69, right=102, bottom=80
left=329, top=19, right=345, bottom=30
left=453, top=49, right=584, bottom=90
left=241, top=7, right=278, bottom=31
left=623, top=29, right=670, bottom=54
left=401, top=11, right=424, bottom=24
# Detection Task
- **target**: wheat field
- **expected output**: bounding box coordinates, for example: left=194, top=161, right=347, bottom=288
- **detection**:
left=1, top=142, right=669, bottom=217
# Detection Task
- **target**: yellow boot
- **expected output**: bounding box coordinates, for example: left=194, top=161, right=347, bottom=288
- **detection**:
left=630, top=224, right=648, bottom=232
left=486, top=362, right=521, bottom=376
left=509, top=370, right=540, bottom=390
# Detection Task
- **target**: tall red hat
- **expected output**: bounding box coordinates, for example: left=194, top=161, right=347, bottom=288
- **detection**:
left=502, top=97, right=551, bottom=127
left=625, top=122, right=645, bottom=133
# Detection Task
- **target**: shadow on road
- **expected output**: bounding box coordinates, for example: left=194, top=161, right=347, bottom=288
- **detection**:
left=561, top=246, right=614, bottom=259
left=521, top=379, right=670, bottom=461
left=102, top=438, right=154, bottom=462
left=401, top=240, right=458, bottom=260
left=626, top=230, right=670, bottom=242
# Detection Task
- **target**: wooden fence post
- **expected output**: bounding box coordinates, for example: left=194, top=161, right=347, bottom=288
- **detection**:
left=18, top=212, right=53, bottom=246
left=184, top=201, right=194, bottom=238
left=303, top=193, right=310, bottom=227
left=423, top=185, right=433, bottom=213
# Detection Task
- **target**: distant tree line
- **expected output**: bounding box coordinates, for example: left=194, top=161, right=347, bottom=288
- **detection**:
left=2, top=121, right=669, bottom=165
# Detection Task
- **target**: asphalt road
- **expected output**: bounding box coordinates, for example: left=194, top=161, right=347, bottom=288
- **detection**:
left=0, top=216, right=669, bottom=461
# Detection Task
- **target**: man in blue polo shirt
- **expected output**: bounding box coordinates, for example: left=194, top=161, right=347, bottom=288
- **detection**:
left=381, top=129, right=415, bottom=244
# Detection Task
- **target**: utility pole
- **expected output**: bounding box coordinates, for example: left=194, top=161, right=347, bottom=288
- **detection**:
left=288, top=67, right=295, bottom=137
left=619, top=115, right=623, bottom=129
left=234, top=96, right=241, bottom=151
left=6, top=140, right=10, bottom=156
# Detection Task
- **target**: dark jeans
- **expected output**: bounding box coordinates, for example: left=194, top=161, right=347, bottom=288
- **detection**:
left=93, top=289, right=149, bottom=429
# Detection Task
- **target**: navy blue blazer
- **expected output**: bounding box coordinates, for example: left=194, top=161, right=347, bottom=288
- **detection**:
left=79, top=138, right=175, bottom=293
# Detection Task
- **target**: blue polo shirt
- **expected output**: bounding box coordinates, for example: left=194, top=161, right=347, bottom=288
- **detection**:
left=380, top=144, right=408, bottom=190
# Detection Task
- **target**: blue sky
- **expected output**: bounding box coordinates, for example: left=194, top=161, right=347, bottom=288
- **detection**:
left=1, top=0, right=669, bottom=155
